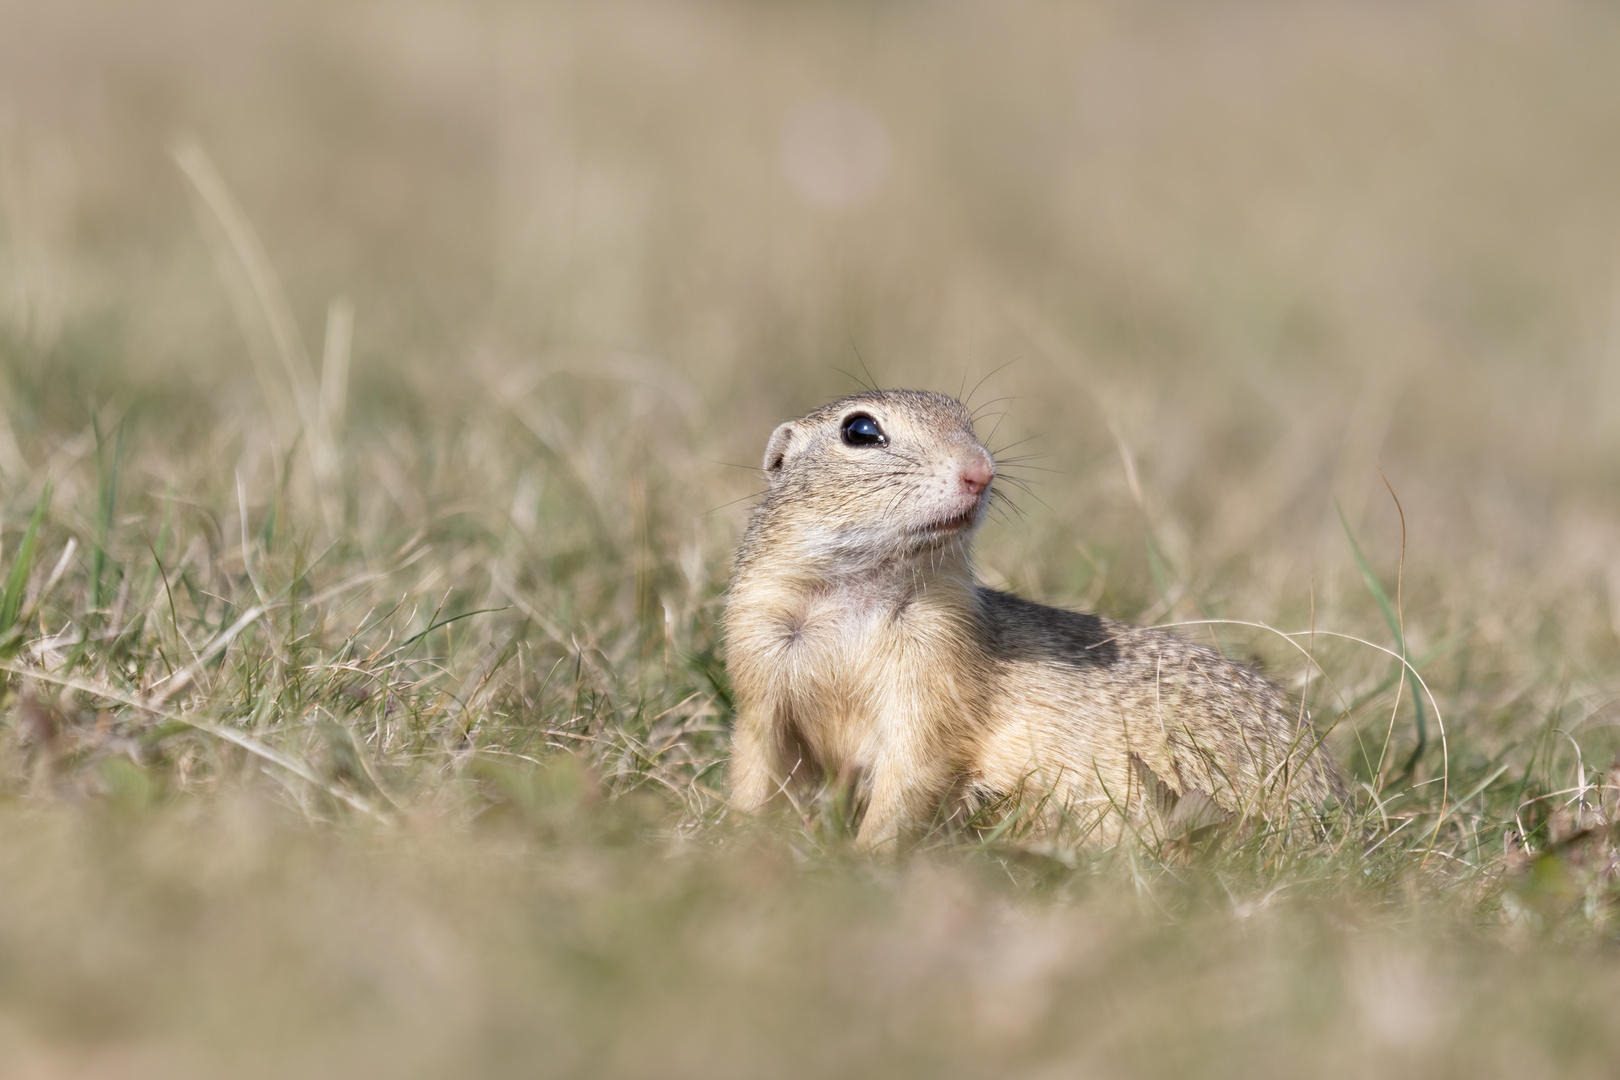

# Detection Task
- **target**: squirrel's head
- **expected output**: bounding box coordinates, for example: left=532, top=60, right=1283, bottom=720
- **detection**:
left=756, top=389, right=996, bottom=567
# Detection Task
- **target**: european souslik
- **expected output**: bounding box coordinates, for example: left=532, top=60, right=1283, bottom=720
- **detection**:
left=724, top=389, right=1345, bottom=851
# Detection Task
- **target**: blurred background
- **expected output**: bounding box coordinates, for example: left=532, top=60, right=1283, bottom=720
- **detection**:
left=2, top=1, right=1620, bottom=1076
left=4, top=0, right=1619, bottom=631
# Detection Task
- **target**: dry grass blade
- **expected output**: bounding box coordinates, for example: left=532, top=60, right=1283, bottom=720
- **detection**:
left=172, top=139, right=317, bottom=434
left=0, top=660, right=386, bottom=820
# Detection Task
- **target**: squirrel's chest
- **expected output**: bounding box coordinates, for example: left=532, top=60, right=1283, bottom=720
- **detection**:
left=734, top=581, right=947, bottom=697
left=775, top=589, right=905, bottom=671
left=767, top=593, right=927, bottom=761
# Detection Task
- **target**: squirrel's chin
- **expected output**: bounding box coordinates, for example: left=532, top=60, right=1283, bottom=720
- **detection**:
left=793, top=513, right=980, bottom=567
left=905, top=507, right=982, bottom=555
left=930, top=508, right=978, bottom=535
left=926, top=496, right=989, bottom=536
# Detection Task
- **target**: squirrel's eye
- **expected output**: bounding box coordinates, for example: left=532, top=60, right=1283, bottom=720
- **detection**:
left=840, top=414, right=888, bottom=447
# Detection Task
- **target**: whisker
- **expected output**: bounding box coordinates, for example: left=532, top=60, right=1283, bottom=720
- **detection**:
left=704, top=489, right=769, bottom=515
left=847, top=333, right=880, bottom=391
left=964, top=358, right=1019, bottom=408
left=985, top=412, right=1009, bottom=447
left=971, top=395, right=1023, bottom=420
left=988, top=432, right=1042, bottom=457
left=832, top=367, right=874, bottom=394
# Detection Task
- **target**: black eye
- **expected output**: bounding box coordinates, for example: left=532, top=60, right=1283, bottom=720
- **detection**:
left=840, top=414, right=888, bottom=447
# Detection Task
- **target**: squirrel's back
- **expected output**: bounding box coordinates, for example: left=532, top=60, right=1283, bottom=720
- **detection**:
left=965, top=587, right=1343, bottom=842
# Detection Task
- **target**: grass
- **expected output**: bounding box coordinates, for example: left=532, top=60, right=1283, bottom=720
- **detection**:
left=1, top=0, right=1620, bottom=1075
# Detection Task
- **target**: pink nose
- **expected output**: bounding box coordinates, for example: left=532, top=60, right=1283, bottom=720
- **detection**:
left=959, top=454, right=994, bottom=497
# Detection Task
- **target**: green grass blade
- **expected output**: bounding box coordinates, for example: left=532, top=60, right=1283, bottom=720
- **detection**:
left=0, top=481, right=51, bottom=635
left=1144, top=533, right=1175, bottom=617
left=1337, top=502, right=1427, bottom=763
left=1336, top=503, right=1401, bottom=641
left=88, top=417, right=125, bottom=613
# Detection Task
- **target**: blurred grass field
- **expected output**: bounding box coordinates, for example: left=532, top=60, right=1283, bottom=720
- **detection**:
left=2, top=0, right=1620, bottom=1075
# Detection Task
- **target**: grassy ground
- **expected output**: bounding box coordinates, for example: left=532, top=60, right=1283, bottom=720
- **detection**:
left=1, top=0, right=1619, bottom=1075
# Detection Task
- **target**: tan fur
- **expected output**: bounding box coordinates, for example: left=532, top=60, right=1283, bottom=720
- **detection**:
left=725, top=390, right=1344, bottom=851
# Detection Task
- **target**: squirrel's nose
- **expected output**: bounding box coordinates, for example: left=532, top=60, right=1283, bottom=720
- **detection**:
left=959, top=454, right=994, bottom=497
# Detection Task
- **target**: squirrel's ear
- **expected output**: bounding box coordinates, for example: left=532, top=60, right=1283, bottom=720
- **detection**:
left=763, top=422, right=800, bottom=482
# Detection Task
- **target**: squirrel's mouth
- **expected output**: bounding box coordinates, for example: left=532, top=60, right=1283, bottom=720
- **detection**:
left=922, top=504, right=981, bottom=539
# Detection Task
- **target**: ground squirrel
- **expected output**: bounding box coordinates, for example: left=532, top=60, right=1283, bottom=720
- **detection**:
left=724, top=390, right=1344, bottom=851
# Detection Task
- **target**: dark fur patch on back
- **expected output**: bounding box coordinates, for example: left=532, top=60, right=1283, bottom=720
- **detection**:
left=977, top=588, right=1121, bottom=668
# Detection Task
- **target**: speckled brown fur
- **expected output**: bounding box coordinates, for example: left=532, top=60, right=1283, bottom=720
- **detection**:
left=724, top=390, right=1344, bottom=851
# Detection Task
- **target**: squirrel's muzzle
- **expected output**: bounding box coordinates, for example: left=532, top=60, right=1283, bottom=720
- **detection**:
left=958, top=451, right=994, bottom=498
